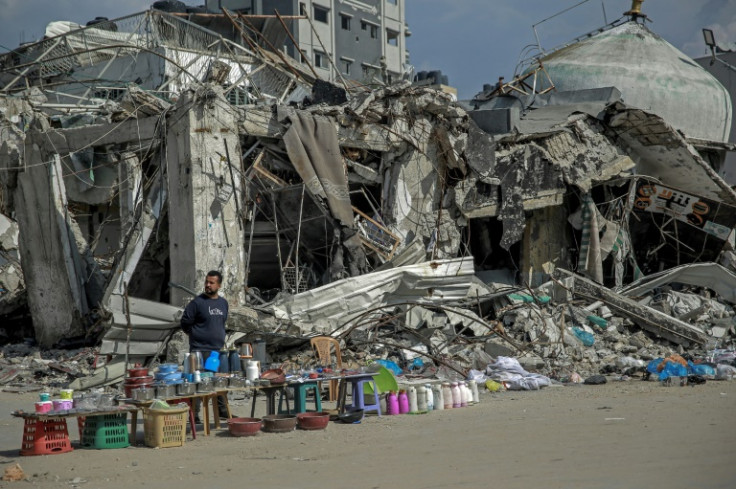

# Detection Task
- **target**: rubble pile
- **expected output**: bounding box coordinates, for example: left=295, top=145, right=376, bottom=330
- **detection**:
left=0, top=8, right=734, bottom=391
left=0, top=343, right=97, bottom=392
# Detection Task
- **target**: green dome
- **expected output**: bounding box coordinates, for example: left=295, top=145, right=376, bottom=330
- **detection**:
left=537, top=22, right=731, bottom=142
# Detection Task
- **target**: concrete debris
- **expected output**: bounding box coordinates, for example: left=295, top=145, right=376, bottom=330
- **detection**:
left=0, top=8, right=734, bottom=390
left=2, top=463, right=25, bottom=482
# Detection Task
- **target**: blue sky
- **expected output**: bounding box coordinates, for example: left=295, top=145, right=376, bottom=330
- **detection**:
left=1, top=0, right=735, bottom=98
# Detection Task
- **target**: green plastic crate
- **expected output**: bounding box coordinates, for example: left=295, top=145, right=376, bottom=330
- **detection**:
left=80, top=413, right=130, bottom=449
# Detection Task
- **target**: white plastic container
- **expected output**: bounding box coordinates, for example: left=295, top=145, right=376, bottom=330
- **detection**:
left=451, top=382, right=461, bottom=408
left=246, top=360, right=259, bottom=382
left=433, top=385, right=444, bottom=410
left=425, top=384, right=434, bottom=411
left=468, top=380, right=479, bottom=404
left=408, top=386, right=418, bottom=413
left=442, top=383, right=453, bottom=409
left=417, top=385, right=427, bottom=412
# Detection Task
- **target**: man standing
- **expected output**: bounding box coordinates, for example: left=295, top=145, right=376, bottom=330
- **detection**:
left=180, top=270, right=231, bottom=421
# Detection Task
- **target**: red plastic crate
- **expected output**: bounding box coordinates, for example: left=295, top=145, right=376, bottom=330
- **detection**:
left=20, top=418, right=73, bottom=456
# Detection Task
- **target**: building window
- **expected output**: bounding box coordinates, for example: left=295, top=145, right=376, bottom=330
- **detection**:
left=314, top=5, right=329, bottom=23
left=387, top=29, right=399, bottom=46
left=341, top=58, right=353, bottom=75
left=361, top=21, right=378, bottom=39
left=315, top=51, right=326, bottom=69
left=340, top=14, right=351, bottom=30
left=299, top=2, right=306, bottom=15
left=300, top=50, right=309, bottom=64
left=387, top=0, right=398, bottom=4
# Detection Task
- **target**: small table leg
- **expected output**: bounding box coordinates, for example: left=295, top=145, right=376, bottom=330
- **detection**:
left=337, top=379, right=348, bottom=414
left=130, top=411, right=137, bottom=445
left=212, top=395, right=221, bottom=429
left=202, top=396, right=211, bottom=436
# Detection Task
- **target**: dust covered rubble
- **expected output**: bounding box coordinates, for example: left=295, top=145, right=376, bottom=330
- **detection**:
left=0, top=343, right=97, bottom=392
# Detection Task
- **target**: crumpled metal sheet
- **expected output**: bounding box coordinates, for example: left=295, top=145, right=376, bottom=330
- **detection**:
left=270, top=257, right=476, bottom=326
left=622, top=262, right=736, bottom=304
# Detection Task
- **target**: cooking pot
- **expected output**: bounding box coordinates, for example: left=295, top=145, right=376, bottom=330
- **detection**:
left=157, top=363, right=179, bottom=374
left=155, top=383, right=176, bottom=398
left=228, top=376, right=246, bottom=388
left=213, top=376, right=229, bottom=389
left=155, top=371, right=183, bottom=383
left=131, top=387, right=155, bottom=401
left=197, top=377, right=214, bottom=393
left=176, top=381, right=196, bottom=396
left=125, top=375, right=154, bottom=385
left=128, top=367, right=149, bottom=377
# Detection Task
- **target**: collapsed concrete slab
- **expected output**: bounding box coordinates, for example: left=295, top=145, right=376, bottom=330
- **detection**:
left=554, top=268, right=708, bottom=346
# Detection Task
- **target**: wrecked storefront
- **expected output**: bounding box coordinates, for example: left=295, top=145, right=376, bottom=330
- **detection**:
left=0, top=6, right=734, bottom=394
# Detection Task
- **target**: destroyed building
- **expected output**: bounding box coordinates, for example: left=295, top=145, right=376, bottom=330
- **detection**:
left=0, top=3, right=734, bottom=388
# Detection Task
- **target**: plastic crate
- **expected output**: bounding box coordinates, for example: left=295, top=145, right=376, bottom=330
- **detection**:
left=81, top=413, right=130, bottom=449
left=143, top=406, right=188, bottom=448
left=77, top=417, right=85, bottom=439
left=20, top=418, right=73, bottom=456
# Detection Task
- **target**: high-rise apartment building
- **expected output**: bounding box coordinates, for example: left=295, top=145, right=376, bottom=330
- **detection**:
left=205, top=0, right=410, bottom=84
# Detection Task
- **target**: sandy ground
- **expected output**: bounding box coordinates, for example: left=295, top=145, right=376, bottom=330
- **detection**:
left=0, top=379, right=735, bottom=489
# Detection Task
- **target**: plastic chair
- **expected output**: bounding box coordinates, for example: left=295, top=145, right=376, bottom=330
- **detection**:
left=310, top=336, right=342, bottom=401
left=363, top=366, right=399, bottom=395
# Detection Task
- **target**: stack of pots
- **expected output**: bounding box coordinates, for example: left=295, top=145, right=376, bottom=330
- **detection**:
left=124, top=366, right=153, bottom=398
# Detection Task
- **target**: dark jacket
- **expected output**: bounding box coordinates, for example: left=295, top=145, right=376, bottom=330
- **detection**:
left=180, top=293, right=228, bottom=352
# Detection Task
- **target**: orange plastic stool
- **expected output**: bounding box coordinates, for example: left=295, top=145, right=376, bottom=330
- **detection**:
left=20, top=418, right=73, bottom=456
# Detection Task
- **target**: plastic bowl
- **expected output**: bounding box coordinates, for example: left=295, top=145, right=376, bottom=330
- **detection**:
left=296, top=411, right=330, bottom=430
left=337, top=408, right=364, bottom=424
left=228, top=417, right=262, bottom=437
left=157, top=363, right=180, bottom=373
left=261, top=414, right=297, bottom=433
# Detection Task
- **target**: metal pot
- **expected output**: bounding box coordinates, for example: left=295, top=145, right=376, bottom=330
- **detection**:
left=155, top=383, right=176, bottom=398
left=176, top=381, right=196, bottom=396
left=131, top=387, right=155, bottom=401
left=228, top=376, right=246, bottom=388
left=197, top=377, right=214, bottom=393
left=239, top=343, right=253, bottom=358
left=213, top=376, right=229, bottom=389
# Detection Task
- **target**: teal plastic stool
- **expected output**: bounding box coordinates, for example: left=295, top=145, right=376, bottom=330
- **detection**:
left=279, top=381, right=322, bottom=414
